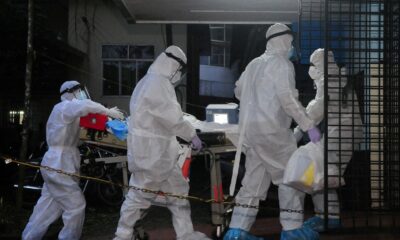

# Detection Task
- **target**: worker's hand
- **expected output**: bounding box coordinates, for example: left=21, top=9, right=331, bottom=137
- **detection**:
left=293, top=126, right=304, bottom=143
left=107, top=107, right=124, bottom=120
left=191, top=135, right=203, bottom=152
left=307, top=127, right=321, bottom=143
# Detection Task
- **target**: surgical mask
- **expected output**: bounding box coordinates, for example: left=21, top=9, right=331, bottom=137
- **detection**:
left=308, top=65, right=322, bottom=80
left=164, top=51, right=187, bottom=85
left=60, top=84, right=90, bottom=100
left=288, top=46, right=298, bottom=61
left=73, top=88, right=90, bottom=100
left=170, top=68, right=183, bottom=85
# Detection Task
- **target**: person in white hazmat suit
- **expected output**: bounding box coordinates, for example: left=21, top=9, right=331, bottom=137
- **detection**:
left=223, top=23, right=321, bottom=240
left=113, top=45, right=210, bottom=240
left=22, top=80, right=124, bottom=240
left=292, top=48, right=363, bottom=232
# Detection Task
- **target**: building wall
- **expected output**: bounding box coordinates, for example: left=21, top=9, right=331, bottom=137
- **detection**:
left=68, top=0, right=187, bottom=112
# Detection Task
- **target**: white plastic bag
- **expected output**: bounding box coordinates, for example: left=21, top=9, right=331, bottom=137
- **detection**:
left=283, top=141, right=345, bottom=194
left=283, top=142, right=324, bottom=194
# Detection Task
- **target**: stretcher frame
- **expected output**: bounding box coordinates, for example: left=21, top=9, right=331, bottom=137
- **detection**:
left=79, top=128, right=237, bottom=237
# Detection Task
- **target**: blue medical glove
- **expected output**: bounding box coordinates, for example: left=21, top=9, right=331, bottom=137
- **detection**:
left=307, top=127, right=321, bottom=143
left=191, top=135, right=203, bottom=151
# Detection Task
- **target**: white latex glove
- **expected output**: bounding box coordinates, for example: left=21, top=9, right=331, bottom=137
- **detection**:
left=293, top=126, right=304, bottom=143
left=107, top=107, right=124, bottom=120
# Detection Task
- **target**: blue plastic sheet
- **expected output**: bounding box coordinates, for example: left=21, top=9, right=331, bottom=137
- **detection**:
left=106, top=119, right=128, bottom=141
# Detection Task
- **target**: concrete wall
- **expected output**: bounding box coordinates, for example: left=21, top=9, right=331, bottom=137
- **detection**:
left=68, top=0, right=187, bottom=112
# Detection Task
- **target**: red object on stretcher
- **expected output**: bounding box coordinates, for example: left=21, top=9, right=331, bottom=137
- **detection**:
left=181, top=153, right=192, bottom=180
left=80, top=113, right=108, bottom=131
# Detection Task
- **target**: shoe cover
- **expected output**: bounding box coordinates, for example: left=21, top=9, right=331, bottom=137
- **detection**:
left=223, top=228, right=264, bottom=240
left=303, top=216, right=342, bottom=232
left=280, top=227, right=319, bottom=240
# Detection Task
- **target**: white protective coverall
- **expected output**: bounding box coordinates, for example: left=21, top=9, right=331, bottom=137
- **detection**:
left=294, top=49, right=363, bottom=218
left=229, top=23, right=317, bottom=232
left=114, top=46, right=210, bottom=240
left=22, top=80, right=123, bottom=240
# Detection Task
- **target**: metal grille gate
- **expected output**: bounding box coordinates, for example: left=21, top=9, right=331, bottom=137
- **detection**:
left=299, top=0, right=400, bottom=230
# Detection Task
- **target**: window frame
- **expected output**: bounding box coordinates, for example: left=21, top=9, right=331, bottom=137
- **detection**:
left=101, top=44, right=154, bottom=96
left=203, top=24, right=231, bottom=67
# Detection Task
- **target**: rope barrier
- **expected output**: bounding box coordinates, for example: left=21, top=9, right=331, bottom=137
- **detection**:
left=2, top=156, right=305, bottom=214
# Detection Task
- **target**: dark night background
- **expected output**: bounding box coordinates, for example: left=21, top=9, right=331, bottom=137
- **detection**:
left=0, top=1, right=317, bottom=238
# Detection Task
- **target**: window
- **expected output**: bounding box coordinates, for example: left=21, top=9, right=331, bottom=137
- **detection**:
left=200, top=24, right=231, bottom=67
left=199, top=25, right=235, bottom=98
left=102, top=45, right=154, bottom=96
left=188, top=24, right=269, bottom=118
left=9, top=110, right=24, bottom=125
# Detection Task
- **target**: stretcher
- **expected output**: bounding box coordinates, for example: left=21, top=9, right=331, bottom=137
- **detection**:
left=79, top=114, right=239, bottom=238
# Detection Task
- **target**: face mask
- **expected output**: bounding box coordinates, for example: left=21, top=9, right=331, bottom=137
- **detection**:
left=308, top=65, right=322, bottom=80
left=288, top=46, right=298, bottom=61
left=164, top=51, right=187, bottom=86
left=60, top=83, right=91, bottom=101
left=170, top=68, right=183, bottom=86
left=73, top=88, right=90, bottom=100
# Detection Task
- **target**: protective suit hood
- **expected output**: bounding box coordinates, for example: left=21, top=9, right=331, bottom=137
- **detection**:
left=60, top=80, right=80, bottom=101
left=59, top=80, right=90, bottom=101
left=148, top=45, right=187, bottom=85
left=309, top=48, right=343, bottom=87
left=265, top=23, right=293, bottom=55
